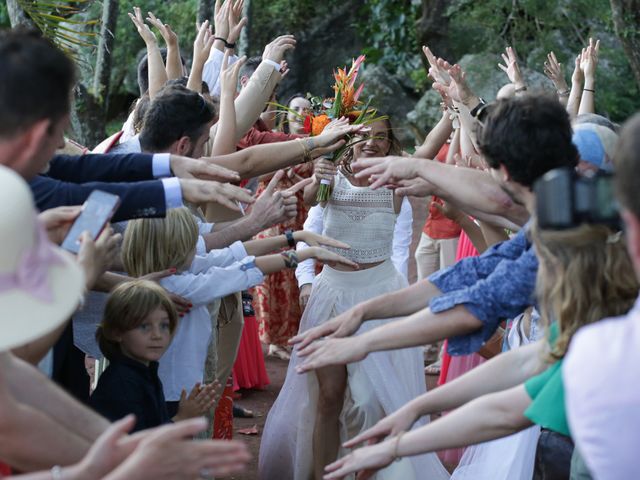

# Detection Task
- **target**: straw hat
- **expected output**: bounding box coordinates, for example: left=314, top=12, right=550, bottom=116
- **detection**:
left=0, top=165, right=84, bottom=351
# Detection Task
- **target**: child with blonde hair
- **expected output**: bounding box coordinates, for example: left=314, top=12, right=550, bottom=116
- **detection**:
left=122, top=207, right=355, bottom=416
left=91, top=280, right=218, bottom=431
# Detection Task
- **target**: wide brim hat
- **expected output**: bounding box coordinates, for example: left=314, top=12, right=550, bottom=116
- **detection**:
left=0, top=166, right=84, bottom=351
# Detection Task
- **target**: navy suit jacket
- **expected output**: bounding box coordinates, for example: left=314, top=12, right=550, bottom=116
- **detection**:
left=31, top=153, right=168, bottom=222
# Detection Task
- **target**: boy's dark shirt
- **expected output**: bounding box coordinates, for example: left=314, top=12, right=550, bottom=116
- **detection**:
left=89, top=354, right=171, bottom=432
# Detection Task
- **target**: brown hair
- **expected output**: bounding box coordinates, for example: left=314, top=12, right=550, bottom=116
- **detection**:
left=122, top=207, right=198, bottom=277
left=340, top=116, right=402, bottom=173
left=614, top=113, right=640, bottom=218
left=533, top=223, right=639, bottom=361
left=96, top=280, right=178, bottom=360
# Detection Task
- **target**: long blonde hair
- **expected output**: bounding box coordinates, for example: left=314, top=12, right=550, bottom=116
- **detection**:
left=533, top=223, right=639, bottom=361
left=122, top=207, right=198, bottom=277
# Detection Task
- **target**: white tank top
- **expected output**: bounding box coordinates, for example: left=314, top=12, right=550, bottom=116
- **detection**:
left=322, top=170, right=397, bottom=264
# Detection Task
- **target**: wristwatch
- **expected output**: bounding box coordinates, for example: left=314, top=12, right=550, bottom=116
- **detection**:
left=285, top=229, right=296, bottom=248
left=469, top=97, right=487, bottom=118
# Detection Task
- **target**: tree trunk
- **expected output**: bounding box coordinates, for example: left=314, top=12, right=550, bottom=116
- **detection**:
left=238, top=0, right=250, bottom=55
left=415, top=0, right=451, bottom=64
left=197, top=0, right=215, bottom=24
left=6, top=0, right=36, bottom=28
left=93, top=0, right=119, bottom=101
left=72, top=0, right=119, bottom=148
left=610, top=0, right=640, bottom=91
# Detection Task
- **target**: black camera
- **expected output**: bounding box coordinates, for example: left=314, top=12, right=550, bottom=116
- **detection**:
left=534, top=167, right=620, bottom=230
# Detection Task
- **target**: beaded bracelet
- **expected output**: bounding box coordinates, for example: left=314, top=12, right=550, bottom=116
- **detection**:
left=281, top=250, right=299, bottom=269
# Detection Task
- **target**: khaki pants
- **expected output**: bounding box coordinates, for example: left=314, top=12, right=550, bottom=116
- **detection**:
left=414, top=232, right=459, bottom=280
left=215, top=292, right=245, bottom=386
left=202, top=292, right=244, bottom=438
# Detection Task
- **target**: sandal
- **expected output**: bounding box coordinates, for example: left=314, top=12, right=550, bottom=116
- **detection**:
left=268, top=344, right=291, bottom=361
left=424, top=360, right=441, bottom=376
left=233, top=405, right=255, bottom=418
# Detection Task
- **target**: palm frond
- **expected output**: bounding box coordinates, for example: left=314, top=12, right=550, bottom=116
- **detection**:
left=16, top=0, right=98, bottom=61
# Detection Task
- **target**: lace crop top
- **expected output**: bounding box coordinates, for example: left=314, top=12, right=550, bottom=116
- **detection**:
left=322, top=171, right=397, bottom=264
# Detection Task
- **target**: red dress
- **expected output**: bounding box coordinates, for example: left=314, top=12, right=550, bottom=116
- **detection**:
left=437, top=231, right=486, bottom=466
left=252, top=164, right=314, bottom=347
left=233, top=292, right=270, bottom=390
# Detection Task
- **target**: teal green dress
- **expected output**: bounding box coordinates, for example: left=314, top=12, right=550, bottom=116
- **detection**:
left=523, top=323, right=570, bottom=436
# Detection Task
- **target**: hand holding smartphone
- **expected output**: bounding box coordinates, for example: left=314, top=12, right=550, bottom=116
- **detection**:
left=61, top=190, right=121, bottom=254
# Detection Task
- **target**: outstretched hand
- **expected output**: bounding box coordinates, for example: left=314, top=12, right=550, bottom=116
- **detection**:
left=295, top=336, right=368, bottom=373
left=323, top=439, right=396, bottom=480
left=352, top=156, right=419, bottom=190
left=289, top=307, right=364, bottom=350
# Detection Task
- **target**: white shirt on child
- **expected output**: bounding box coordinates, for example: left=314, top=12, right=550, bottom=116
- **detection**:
left=563, top=296, right=640, bottom=480
left=158, top=241, right=264, bottom=401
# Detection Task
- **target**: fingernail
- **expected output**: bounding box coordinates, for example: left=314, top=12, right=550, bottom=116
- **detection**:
left=188, top=303, right=193, bottom=308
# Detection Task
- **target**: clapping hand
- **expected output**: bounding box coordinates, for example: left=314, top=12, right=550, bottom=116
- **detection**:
left=173, top=382, right=220, bottom=421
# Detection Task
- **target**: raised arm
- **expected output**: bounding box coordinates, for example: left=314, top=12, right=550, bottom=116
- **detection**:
left=207, top=35, right=295, bottom=146
left=146, top=12, right=182, bottom=80
left=211, top=52, right=245, bottom=155
left=566, top=54, right=584, bottom=118
left=128, top=7, right=167, bottom=98
left=187, top=21, right=215, bottom=93
left=413, top=109, right=453, bottom=159
left=544, top=51, right=570, bottom=107
left=578, top=38, right=599, bottom=116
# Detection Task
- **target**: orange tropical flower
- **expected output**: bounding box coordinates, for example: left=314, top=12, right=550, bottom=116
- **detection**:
left=311, top=114, right=331, bottom=136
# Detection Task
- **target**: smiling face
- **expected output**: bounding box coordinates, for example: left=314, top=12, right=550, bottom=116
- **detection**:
left=117, top=307, right=173, bottom=365
left=352, top=119, right=392, bottom=160
left=287, top=96, right=311, bottom=134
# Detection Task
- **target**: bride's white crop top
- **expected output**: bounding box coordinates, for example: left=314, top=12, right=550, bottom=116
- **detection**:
left=322, top=171, right=397, bottom=264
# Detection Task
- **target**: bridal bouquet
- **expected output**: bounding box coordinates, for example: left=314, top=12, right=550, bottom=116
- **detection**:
left=276, top=55, right=385, bottom=201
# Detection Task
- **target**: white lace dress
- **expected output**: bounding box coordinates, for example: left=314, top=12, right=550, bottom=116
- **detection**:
left=258, top=172, right=449, bottom=480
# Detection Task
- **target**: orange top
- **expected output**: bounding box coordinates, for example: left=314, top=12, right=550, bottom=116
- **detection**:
left=423, top=143, right=462, bottom=240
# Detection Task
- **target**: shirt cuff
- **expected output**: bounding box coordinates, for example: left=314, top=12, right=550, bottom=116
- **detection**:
left=237, top=256, right=265, bottom=285
left=429, top=293, right=497, bottom=355
left=228, top=240, right=249, bottom=261
left=263, top=59, right=281, bottom=72
left=152, top=153, right=172, bottom=178
left=161, top=177, right=183, bottom=210
left=197, top=222, right=215, bottom=235
left=196, top=236, right=207, bottom=255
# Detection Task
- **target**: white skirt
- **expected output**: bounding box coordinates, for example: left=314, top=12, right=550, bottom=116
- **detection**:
left=451, top=310, right=541, bottom=480
left=259, top=260, right=450, bottom=480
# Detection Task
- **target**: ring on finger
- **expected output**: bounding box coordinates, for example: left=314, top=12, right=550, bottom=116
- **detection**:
left=199, top=468, right=214, bottom=480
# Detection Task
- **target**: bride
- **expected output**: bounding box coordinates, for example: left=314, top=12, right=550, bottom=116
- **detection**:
left=258, top=118, right=449, bottom=480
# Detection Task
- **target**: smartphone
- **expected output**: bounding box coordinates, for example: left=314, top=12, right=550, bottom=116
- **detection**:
left=61, top=190, right=121, bottom=254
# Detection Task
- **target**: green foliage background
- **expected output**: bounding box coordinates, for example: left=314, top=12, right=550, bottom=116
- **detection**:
left=1, top=0, right=638, bottom=122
